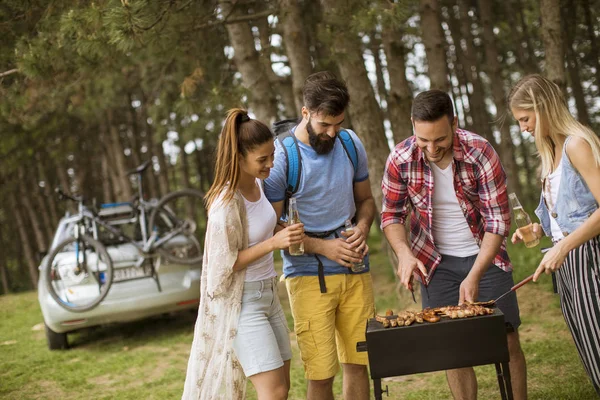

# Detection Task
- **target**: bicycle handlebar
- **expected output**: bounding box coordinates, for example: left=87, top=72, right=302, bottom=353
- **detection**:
left=55, top=187, right=84, bottom=203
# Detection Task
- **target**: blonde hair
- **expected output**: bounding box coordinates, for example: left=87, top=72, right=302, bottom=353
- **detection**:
left=204, top=108, right=273, bottom=211
left=508, top=74, right=600, bottom=178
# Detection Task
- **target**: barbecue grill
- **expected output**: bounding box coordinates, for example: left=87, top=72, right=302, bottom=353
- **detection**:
left=357, top=308, right=513, bottom=399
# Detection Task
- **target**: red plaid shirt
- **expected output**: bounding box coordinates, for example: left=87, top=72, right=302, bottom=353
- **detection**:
left=381, top=129, right=512, bottom=285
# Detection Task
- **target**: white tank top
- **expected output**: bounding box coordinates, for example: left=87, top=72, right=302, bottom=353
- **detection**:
left=430, top=162, right=480, bottom=257
left=242, top=179, right=277, bottom=282
left=546, top=160, right=565, bottom=242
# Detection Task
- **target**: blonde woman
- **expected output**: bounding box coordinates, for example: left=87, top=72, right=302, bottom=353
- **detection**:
left=509, top=74, right=600, bottom=395
left=183, top=109, right=304, bottom=400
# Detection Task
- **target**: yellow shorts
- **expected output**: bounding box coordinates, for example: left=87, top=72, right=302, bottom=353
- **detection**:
left=286, top=273, right=375, bottom=380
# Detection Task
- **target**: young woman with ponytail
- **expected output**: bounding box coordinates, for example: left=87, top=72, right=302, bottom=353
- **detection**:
left=183, top=109, right=304, bottom=400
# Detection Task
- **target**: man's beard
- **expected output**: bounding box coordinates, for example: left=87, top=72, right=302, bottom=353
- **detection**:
left=307, top=120, right=336, bottom=154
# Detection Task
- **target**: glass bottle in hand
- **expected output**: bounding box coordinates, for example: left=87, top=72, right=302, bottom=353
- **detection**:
left=508, top=193, right=540, bottom=248
left=288, top=198, right=304, bottom=255
left=344, top=219, right=366, bottom=272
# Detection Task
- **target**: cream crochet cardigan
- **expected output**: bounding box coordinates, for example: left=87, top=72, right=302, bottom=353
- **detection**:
left=182, top=191, right=248, bottom=400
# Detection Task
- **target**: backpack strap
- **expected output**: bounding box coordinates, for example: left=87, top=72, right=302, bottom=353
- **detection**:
left=337, top=129, right=358, bottom=176
left=273, top=119, right=302, bottom=218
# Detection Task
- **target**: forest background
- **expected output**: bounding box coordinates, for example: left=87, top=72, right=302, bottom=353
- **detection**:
left=0, top=0, right=598, bottom=295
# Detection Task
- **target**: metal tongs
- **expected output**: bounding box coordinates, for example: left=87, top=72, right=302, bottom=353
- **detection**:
left=474, top=273, right=535, bottom=307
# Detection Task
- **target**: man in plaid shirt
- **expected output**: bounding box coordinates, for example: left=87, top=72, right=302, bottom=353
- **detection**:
left=381, top=90, right=527, bottom=400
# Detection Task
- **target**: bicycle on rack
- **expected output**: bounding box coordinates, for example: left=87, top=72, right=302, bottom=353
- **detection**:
left=44, top=160, right=205, bottom=313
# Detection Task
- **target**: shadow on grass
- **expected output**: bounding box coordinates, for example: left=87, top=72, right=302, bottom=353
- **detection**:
left=68, top=309, right=198, bottom=350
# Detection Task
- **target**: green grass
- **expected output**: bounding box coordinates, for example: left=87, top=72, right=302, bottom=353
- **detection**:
left=0, top=231, right=597, bottom=399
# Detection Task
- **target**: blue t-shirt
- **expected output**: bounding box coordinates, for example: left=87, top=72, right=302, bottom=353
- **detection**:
left=264, top=126, right=370, bottom=277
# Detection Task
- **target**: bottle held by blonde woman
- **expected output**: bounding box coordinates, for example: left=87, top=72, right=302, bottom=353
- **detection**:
left=509, top=193, right=540, bottom=248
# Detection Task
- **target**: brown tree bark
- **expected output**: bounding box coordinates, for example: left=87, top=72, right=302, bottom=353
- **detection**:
left=503, top=0, right=538, bottom=74
left=106, top=111, right=133, bottom=201
left=36, top=154, right=60, bottom=229
left=255, top=14, right=296, bottom=117
left=563, top=1, right=591, bottom=127
left=419, top=0, right=450, bottom=91
left=101, top=152, right=113, bottom=203
left=18, top=167, right=48, bottom=253
left=32, top=176, right=54, bottom=243
left=153, top=136, right=170, bottom=196
left=180, top=148, right=192, bottom=189
left=369, top=33, right=389, bottom=111
left=445, top=5, right=474, bottom=130
left=279, top=0, right=313, bottom=113
left=9, top=191, right=38, bottom=289
left=139, top=109, right=163, bottom=199
left=0, top=230, right=10, bottom=294
left=382, top=27, right=413, bottom=144
left=478, top=0, right=520, bottom=194
left=455, top=0, right=493, bottom=141
left=320, top=0, right=391, bottom=215
left=220, top=1, right=278, bottom=125
left=518, top=134, right=537, bottom=203
left=582, top=0, right=600, bottom=94
left=540, top=0, right=566, bottom=93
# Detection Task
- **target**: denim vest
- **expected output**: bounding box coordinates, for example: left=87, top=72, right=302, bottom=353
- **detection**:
left=534, top=137, right=599, bottom=239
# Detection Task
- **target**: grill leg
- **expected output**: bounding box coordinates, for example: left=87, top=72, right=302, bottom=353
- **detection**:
left=373, top=378, right=383, bottom=400
left=502, top=361, right=513, bottom=400
left=495, top=362, right=514, bottom=400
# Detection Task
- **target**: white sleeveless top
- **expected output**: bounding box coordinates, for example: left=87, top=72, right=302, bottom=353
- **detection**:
left=545, top=159, right=565, bottom=242
left=242, top=179, right=278, bottom=282
left=430, top=162, right=480, bottom=257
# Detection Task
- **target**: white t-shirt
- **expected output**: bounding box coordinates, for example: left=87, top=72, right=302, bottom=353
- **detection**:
left=430, top=162, right=480, bottom=257
left=546, top=160, right=565, bottom=242
left=242, top=179, right=278, bottom=282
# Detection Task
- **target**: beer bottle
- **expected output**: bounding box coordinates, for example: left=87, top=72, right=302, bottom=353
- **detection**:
left=288, top=198, right=304, bottom=256
left=344, top=219, right=366, bottom=272
left=508, top=193, right=540, bottom=248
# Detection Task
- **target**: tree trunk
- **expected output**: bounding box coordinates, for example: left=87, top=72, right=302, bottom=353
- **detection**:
left=478, top=0, right=520, bottom=194
left=540, top=0, right=566, bottom=93
left=180, top=148, right=192, bottom=188
left=382, top=27, right=413, bottom=144
left=504, top=0, right=538, bottom=74
left=36, top=154, right=60, bottom=233
left=582, top=0, right=600, bottom=95
left=562, top=1, right=591, bottom=127
left=369, top=33, right=389, bottom=110
left=220, top=1, right=278, bottom=125
left=101, top=152, right=113, bottom=203
left=279, top=0, right=313, bottom=113
left=419, top=0, right=450, bottom=91
left=10, top=191, right=38, bottom=289
left=455, top=0, right=493, bottom=141
left=32, top=176, right=54, bottom=244
left=138, top=100, right=160, bottom=199
left=0, top=230, right=10, bottom=294
left=18, top=167, right=48, bottom=253
left=106, top=111, right=133, bottom=201
left=445, top=6, right=474, bottom=130
left=153, top=135, right=170, bottom=196
left=320, top=0, right=390, bottom=216
left=255, top=14, right=296, bottom=117
left=518, top=135, right=536, bottom=204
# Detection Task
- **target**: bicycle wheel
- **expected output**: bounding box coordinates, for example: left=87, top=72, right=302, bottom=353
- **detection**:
left=148, top=188, right=205, bottom=265
left=44, top=234, right=114, bottom=312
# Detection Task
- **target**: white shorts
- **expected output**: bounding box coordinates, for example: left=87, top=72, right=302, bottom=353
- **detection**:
left=232, top=277, right=292, bottom=377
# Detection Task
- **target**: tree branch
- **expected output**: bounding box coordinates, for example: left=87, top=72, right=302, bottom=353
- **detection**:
left=193, top=7, right=277, bottom=30
left=0, top=69, right=19, bottom=78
